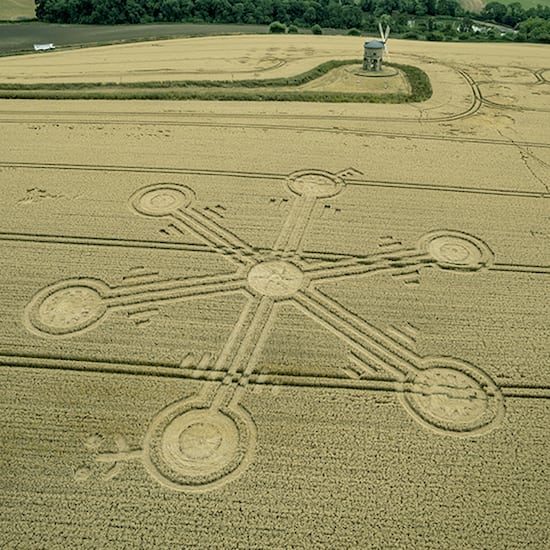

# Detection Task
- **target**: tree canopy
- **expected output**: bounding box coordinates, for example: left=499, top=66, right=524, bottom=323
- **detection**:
left=480, top=1, right=550, bottom=27
left=35, top=0, right=466, bottom=26
left=34, top=0, right=550, bottom=43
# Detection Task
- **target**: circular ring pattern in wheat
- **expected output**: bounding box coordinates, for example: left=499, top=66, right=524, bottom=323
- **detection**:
left=26, top=281, right=108, bottom=337
left=178, top=421, right=224, bottom=460
left=287, top=170, right=344, bottom=198
left=419, top=230, right=493, bottom=271
left=143, top=399, right=256, bottom=492
left=162, top=409, right=239, bottom=476
left=248, top=260, right=304, bottom=297
left=401, top=358, right=504, bottom=436
left=130, top=183, right=194, bottom=217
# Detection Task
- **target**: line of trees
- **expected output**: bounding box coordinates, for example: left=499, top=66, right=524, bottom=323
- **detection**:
left=34, top=1, right=550, bottom=43
left=34, top=0, right=467, bottom=26
left=480, top=2, right=550, bottom=27
left=479, top=2, right=550, bottom=42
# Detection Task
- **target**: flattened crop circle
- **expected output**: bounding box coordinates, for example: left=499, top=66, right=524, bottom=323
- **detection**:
left=287, top=170, right=344, bottom=198
left=143, top=400, right=256, bottom=492
left=162, top=409, right=239, bottom=477
left=179, top=421, right=224, bottom=460
left=419, top=231, right=493, bottom=271
left=408, top=368, right=486, bottom=424
left=400, top=358, right=504, bottom=436
left=248, top=261, right=304, bottom=297
left=130, top=184, right=194, bottom=217
left=25, top=279, right=108, bottom=337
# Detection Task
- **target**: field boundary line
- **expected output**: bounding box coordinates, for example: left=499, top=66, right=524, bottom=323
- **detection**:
left=1, top=353, right=548, bottom=399
left=0, top=161, right=546, bottom=199
left=1, top=232, right=546, bottom=275
left=0, top=231, right=362, bottom=262
left=489, top=263, right=550, bottom=275
left=0, top=161, right=285, bottom=181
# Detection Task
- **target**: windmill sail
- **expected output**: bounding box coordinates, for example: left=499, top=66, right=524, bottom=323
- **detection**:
left=378, top=23, right=391, bottom=59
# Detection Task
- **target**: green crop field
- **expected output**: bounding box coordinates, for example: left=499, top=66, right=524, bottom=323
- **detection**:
left=0, top=22, right=274, bottom=54
left=0, top=0, right=35, bottom=21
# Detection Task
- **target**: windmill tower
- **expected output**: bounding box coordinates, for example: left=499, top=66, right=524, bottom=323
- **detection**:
left=363, top=24, right=390, bottom=72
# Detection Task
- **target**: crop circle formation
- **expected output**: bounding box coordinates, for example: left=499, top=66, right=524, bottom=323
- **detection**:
left=401, top=359, right=504, bottom=436
left=143, top=400, right=256, bottom=491
left=20, top=169, right=515, bottom=495
left=419, top=231, right=493, bottom=271
left=162, top=409, right=239, bottom=475
left=26, top=281, right=107, bottom=336
left=130, top=183, right=193, bottom=217
left=248, top=260, right=304, bottom=297
left=287, top=170, right=344, bottom=198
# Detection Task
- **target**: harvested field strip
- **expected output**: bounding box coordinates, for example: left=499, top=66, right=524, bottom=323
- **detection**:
left=0, top=60, right=381, bottom=89
left=0, top=61, right=432, bottom=103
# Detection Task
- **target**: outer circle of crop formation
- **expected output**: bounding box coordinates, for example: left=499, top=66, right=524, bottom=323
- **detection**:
left=419, top=230, right=493, bottom=271
left=400, top=358, right=504, bottom=436
left=25, top=280, right=108, bottom=337
left=130, top=183, right=193, bottom=217
left=162, top=409, right=239, bottom=476
left=287, top=170, right=344, bottom=198
left=143, top=400, right=256, bottom=492
left=248, top=260, right=304, bottom=297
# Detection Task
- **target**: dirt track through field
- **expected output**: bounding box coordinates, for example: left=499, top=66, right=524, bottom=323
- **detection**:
left=0, top=35, right=549, bottom=549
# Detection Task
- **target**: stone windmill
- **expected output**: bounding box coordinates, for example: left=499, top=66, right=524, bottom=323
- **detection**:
left=363, top=24, right=390, bottom=72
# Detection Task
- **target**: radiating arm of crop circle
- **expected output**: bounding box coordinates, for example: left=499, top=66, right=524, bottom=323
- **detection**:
left=292, top=288, right=423, bottom=381
left=304, top=248, right=432, bottom=281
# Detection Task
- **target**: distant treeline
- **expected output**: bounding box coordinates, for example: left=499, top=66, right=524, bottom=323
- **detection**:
left=34, top=1, right=550, bottom=43
left=479, top=2, right=550, bottom=42
left=480, top=2, right=550, bottom=27
left=34, top=0, right=470, bottom=26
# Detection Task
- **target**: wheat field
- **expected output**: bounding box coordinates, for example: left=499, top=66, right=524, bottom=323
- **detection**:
left=0, top=0, right=35, bottom=20
left=0, top=35, right=549, bottom=548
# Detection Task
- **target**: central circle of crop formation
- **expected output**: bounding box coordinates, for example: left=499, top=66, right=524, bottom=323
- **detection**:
left=138, top=188, right=188, bottom=215
left=178, top=422, right=223, bottom=460
left=39, top=287, right=102, bottom=330
left=130, top=184, right=194, bottom=217
left=248, top=260, right=304, bottom=297
left=161, top=409, right=239, bottom=477
left=408, top=368, right=487, bottom=425
left=439, top=242, right=471, bottom=262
